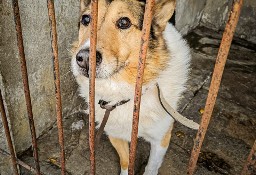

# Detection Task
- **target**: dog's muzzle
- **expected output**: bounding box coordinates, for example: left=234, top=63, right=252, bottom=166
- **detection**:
left=76, top=49, right=102, bottom=77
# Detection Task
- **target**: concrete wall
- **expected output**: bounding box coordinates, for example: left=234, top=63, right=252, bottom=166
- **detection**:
left=176, top=0, right=256, bottom=44
left=0, top=0, right=81, bottom=159
left=0, top=74, right=17, bottom=175
left=176, top=0, right=207, bottom=35
left=201, top=0, right=256, bottom=44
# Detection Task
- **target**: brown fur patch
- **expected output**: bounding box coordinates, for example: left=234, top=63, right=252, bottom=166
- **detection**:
left=109, top=136, right=129, bottom=170
left=161, top=125, right=173, bottom=148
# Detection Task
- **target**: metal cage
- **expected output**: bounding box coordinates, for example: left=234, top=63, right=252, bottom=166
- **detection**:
left=0, top=0, right=255, bottom=175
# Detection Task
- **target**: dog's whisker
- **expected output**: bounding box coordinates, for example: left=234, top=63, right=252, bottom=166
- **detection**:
left=66, top=47, right=73, bottom=54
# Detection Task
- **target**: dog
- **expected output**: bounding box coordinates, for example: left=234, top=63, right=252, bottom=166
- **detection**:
left=71, top=0, right=196, bottom=174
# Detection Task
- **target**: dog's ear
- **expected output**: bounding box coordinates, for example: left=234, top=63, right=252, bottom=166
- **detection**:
left=80, top=0, right=90, bottom=12
left=153, top=0, right=176, bottom=31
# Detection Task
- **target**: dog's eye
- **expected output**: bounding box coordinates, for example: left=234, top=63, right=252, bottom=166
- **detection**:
left=116, top=17, right=131, bottom=29
left=81, top=14, right=91, bottom=26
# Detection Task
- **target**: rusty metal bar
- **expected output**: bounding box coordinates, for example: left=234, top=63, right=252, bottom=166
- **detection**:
left=17, top=159, right=40, bottom=175
left=0, top=148, right=46, bottom=175
left=46, top=1, right=66, bottom=174
left=89, top=0, right=98, bottom=174
left=187, top=0, right=244, bottom=174
left=12, top=0, right=41, bottom=174
left=0, top=90, right=19, bottom=175
left=128, top=0, right=155, bottom=175
left=241, top=140, right=256, bottom=175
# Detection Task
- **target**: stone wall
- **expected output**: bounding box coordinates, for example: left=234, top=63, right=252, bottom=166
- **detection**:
left=176, top=0, right=256, bottom=44
left=0, top=0, right=81, bottom=159
left=201, top=0, right=256, bottom=44
left=176, top=0, right=207, bottom=35
left=0, top=74, right=16, bottom=175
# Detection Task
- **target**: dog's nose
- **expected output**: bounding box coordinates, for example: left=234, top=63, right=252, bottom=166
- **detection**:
left=76, top=49, right=89, bottom=70
left=76, top=49, right=102, bottom=70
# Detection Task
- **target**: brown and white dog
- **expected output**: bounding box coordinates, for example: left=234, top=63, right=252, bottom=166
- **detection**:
left=71, top=0, right=196, bottom=174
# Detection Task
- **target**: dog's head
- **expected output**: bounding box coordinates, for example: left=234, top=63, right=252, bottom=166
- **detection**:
left=72, top=0, right=175, bottom=84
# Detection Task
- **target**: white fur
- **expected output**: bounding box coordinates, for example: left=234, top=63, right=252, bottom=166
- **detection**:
left=120, top=169, right=128, bottom=175
left=82, top=39, right=90, bottom=49
left=71, top=23, right=191, bottom=174
left=144, top=143, right=168, bottom=175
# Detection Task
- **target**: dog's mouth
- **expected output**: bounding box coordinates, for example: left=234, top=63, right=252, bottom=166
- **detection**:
left=78, top=67, right=102, bottom=78
left=78, top=67, right=89, bottom=78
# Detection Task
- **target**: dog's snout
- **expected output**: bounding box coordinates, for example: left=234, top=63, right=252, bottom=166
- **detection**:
left=76, top=49, right=102, bottom=69
left=76, top=49, right=89, bottom=70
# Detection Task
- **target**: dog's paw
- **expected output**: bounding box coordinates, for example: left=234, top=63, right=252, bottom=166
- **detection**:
left=143, top=167, right=158, bottom=175
left=120, top=168, right=128, bottom=175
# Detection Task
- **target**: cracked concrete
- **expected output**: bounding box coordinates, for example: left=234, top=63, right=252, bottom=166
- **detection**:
left=17, top=27, right=256, bottom=175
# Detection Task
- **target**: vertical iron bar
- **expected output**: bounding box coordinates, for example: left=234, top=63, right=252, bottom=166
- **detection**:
left=187, top=0, right=244, bottom=174
left=89, top=0, right=98, bottom=174
left=46, top=1, right=65, bottom=174
left=11, top=0, right=41, bottom=174
left=0, top=90, right=19, bottom=175
left=128, top=0, right=155, bottom=175
left=241, top=140, right=256, bottom=175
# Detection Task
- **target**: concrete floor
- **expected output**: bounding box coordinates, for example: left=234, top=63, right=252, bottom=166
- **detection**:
left=20, top=27, right=256, bottom=175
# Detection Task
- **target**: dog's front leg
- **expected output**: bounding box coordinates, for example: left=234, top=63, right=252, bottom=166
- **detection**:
left=109, top=136, right=129, bottom=175
left=144, top=126, right=173, bottom=175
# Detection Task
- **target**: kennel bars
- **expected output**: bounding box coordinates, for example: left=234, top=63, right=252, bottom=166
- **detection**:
left=88, top=0, right=99, bottom=174
left=1, top=0, right=255, bottom=175
left=128, top=1, right=155, bottom=174
left=0, top=90, right=19, bottom=175
left=47, top=0, right=66, bottom=174
left=11, top=0, right=41, bottom=174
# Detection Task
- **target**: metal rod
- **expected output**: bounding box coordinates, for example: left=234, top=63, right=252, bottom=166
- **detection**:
left=128, top=0, right=155, bottom=175
left=241, top=140, right=256, bottom=175
left=0, top=90, right=19, bottom=175
left=0, top=148, right=45, bottom=175
left=12, top=0, right=41, bottom=174
left=187, top=0, right=244, bottom=174
left=46, top=1, right=65, bottom=174
left=17, top=159, right=39, bottom=175
left=89, top=0, right=98, bottom=174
